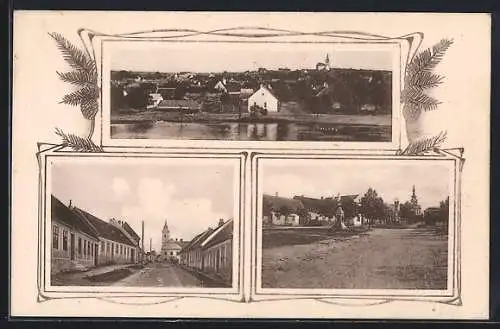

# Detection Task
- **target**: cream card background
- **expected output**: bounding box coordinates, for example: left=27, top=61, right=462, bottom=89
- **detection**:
left=12, top=11, right=490, bottom=318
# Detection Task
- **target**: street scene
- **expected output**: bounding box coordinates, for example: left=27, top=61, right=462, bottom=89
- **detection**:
left=109, top=43, right=393, bottom=142
left=50, top=158, right=236, bottom=288
left=260, top=159, right=451, bottom=290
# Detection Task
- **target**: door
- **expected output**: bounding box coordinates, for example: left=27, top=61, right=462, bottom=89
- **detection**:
left=131, top=249, right=135, bottom=263
left=70, top=233, right=75, bottom=260
left=94, top=243, right=98, bottom=266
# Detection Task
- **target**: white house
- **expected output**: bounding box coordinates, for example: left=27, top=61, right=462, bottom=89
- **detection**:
left=247, top=85, right=279, bottom=113
left=147, top=93, right=164, bottom=109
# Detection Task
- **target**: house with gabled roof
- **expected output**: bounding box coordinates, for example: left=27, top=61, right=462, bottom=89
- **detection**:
left=248, top=85, right=279, bottom=113
left=72, top=207, right=141, bottom=266
left=200, top=219, right=233, bottom=283
left=51, top=195, right=100, bottom=274
left=179, top=227, right=214, bottom=271
left=262, top=193, right=304, bottom=226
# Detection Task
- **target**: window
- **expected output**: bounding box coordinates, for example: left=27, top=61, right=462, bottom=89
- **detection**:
left=83, top=239, right=87, bottom=256
left=120, top=245, right=123, bottom=255
left=52, top=226, right=59, bottom=249
left=101, top=242, right=104, bottom=252
left=106, top=242, right=110, bottom=253
left=170, top=251, right=173, bottom=256
left=78, top=237, right=82, bottom=255
left=90, top=243, right=93, bottom=256
left=62, top=229, right=68, bottom=251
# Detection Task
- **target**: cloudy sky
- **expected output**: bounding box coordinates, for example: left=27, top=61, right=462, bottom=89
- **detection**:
left=51, top=158, right=236, bottom=252
left=109, top=42, right=394, bottom=72
left=262, top=159, right=452, bottom=210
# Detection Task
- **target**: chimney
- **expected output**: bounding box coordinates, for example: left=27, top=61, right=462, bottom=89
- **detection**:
left=180, top=238, right=183, bottom=242
left=275, top=192, right=278, bottom=197
left=321, top=196, right=324, bottom=200
left=218, top=218, right=225, bottom=227
left=149, top=238, right=152, bottom=252
left=68, top=200, right=72, bottom=208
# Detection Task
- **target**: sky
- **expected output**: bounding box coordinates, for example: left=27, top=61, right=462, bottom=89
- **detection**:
left=51, top=159, right=235, bottom=252
left=262, top=160, right=452, bottom=210
left=109, top=42, right=394, bottom=72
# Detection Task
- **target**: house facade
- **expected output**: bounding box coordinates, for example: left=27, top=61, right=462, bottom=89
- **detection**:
left=179, top=228, right=213, bottom=270
left=51, top=196, right=100, bottom=274
left=200, top=219, right=233, bottom=284
left=51, top=195, right=141, bottom=275
left=73, top=208, right=141, bottom=266
left=179, top=218, right=234, bottom=286
left=262, top=194, right=305, bottom=226
left=248, top=85, right=279, bottom=113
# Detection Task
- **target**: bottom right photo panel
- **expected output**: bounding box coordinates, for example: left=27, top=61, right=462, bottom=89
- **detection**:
left=254, top=154, right=460, bottom=301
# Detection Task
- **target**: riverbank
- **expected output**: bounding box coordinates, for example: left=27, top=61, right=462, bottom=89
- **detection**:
left=111, top=111, right=391, bottom=127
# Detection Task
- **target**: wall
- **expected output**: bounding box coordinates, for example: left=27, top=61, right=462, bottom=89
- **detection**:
left=248, top=88, right=278, bottom=112
left=97, top=238, right=138, bottom=266
left=203, top=239, right=233, bottom=284
left=51, top=220, right=99, bottom=275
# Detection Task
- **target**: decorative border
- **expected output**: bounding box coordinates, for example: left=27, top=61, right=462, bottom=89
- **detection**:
left=36, top=145, right=247, bottom=304
left=37, top=24, right=465, bottom=309
left=249, top=150, right=464, bottom=306
left=48, top=27, right=439, bottom=153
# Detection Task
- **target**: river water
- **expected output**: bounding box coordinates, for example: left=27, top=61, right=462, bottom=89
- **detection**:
left=110, top=121, right=391, bottom=142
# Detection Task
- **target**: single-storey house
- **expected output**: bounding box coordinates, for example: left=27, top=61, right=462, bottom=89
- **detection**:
left=51, top=195, right=100, bottom=274
left=248, top=85, right=279, bottom=113
left=262, top=194, right=304, bottom=226
left=156, top=100, right=202, bottom=113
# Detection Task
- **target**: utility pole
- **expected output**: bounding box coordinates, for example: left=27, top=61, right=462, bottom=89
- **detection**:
left=150, top=238, right=152, bottom=252
left=141, top=221, right=145, bottom=262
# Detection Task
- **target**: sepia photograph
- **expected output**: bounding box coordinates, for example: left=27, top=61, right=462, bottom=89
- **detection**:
left=46, top=156, right=240, bottom=290
left=257, top=158, right=454, bottom=291
left=106, top=42, right=396, bottom=143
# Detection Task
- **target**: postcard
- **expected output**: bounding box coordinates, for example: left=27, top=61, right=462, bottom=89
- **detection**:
left=11, top=11, right=490, bottom=319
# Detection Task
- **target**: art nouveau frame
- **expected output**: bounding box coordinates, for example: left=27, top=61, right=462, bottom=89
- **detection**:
left=73, top=27, right=423, bottom=151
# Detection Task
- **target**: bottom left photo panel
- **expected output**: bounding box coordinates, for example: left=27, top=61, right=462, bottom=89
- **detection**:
left=38, top=149, right=244, bottom=301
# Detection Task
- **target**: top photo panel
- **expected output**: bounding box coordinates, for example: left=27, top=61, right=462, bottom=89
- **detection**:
left=99, top=30, right=410, bottom=149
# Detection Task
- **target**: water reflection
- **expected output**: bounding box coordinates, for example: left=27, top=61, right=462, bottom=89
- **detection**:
left=110, top=121, right=390, bottom=142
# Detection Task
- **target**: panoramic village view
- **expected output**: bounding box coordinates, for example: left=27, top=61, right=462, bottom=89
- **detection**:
left=50, top=161, right=235, bottom=288
left=110, top=46, right=392, bottom=142
left=261, top=162, right=451, bottom=290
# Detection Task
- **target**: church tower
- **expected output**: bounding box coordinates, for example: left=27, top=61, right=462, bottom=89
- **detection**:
left=161, top=219, right=170, bottom=254
left=410, top=185, right=422, bottom=216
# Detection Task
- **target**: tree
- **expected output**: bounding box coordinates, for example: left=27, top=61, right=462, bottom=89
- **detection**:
left=359, top=188, right=386, bottom=225
left=399, top=201, right=413, bottom=223
left=278, top=205, right=291, bottom=217
left=439, top=196, right=450, bottom=226
left=110, top=84, right=125, bottom=112
left=125, top=85, right=151, bottom=109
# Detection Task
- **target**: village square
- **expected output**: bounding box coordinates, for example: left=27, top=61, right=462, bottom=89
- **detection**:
left=260, top=161, right=451, bottom=290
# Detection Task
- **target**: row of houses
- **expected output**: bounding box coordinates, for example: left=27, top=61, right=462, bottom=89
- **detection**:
left=51, top=195, right=143, bottom=275
left=146, top=82, right=280, bottom=114
left=178, top=218, right=233, bottom=286
left=262, top=193, right=364, bottom=227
